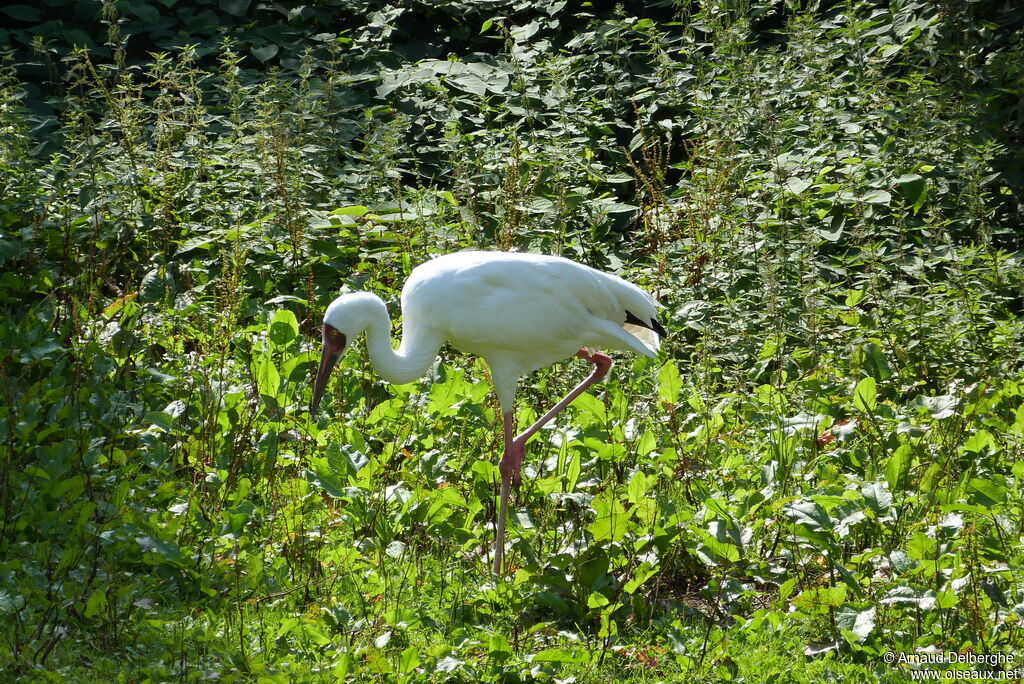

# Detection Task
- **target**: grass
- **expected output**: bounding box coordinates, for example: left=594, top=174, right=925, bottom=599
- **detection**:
left=1, top=0, right=1023, bottom=681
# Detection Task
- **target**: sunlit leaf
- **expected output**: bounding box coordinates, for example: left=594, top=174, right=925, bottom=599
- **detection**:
left=961, top=429, right=996, bottom=455
left=914, top=394, right=958, bottom=420
left=269, top=309, right=299, bottom=348
left=884, top=444, right=912, bottom=491
left=793, top=585, right=846, bottom=613
left=880, top=586, right=937, bottom=610
left=658, top=362, right=682, bottom=404
left=785, top=500, right=834, bottom=534
left=853, top=377, right=877, bottom=412
left=784, top=177, right=813, bottom=195
left=861, top=189, right=891, bottom=204
left=836, top=605, right=875, bottom=641
left=966, top=477, right=1006, bottom=507
left=895, top=173, right=927, bottom=214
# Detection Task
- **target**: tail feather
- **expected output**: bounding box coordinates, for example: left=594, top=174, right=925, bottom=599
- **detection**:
left=624, top=323, right=661, bottom=355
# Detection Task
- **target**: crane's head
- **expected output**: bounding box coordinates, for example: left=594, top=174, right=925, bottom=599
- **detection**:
left=310, top=293, right=384, bottom=416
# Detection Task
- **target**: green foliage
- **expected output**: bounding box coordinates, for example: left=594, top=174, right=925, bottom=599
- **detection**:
left=2, top=0, right=1024, bottom=681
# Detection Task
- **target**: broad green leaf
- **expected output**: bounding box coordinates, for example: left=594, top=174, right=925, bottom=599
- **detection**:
left=452, top=74, right=488, bottom=96
left=780, top=412, right=823, bottom=434
left=836, top=605, right=876, bottom=641
left=533, top=648, right=586, bottom=663
left=487, top=633, right=511, bottom=661
left=282, top=351, right=317, bottom=381
left=426, top=487, right=465, bottom=524
left=269, top=309, right=299, bottom=348
left=572, top=392, right=606, bottom=426
left=784, top=177, right=812, bottom=195
left=127, top=3, right=160, bottom=22
left=880, top=586, right=936, bottom=610
left=636, top=429, right=656, bottom=457
left=304, top=624, right=332, bottom=647
left=626, top=470, right=648, bottom=504
left=906, top=531, right=936, bottom=560
left=256, top=356, right=281, bottom=400
left=862, top=481, right=893, bottom=513
left=310, top=456, right=346, bottom=497
left=140, top=267, right=169, bottom=303
left=889, top=550, right=915, bottom=574
left=365, top=398, right=401, bottom=426
left=436, top=656, right=462, bottom=672
left=966, top=477, right=1006, bottom=507
left=598, top=608, right=618, bottom=638
left=793, top=585, right=847, bottom=613
left=853, top=377, right=877, bottom=412
left=145, top=410, right=176, bottom=432
left=878, top=43, right=902, bottom=59
left=587, top=490, right=628, bottom=542
left=136, top=536, right=185, bottom=566
left=251, top=45, right=279, bottom=63
left=565, top=452, right=580, bottom=492
left=861, top=189, right=891, bottom=205
left=697, top=526, right=741, bottom=563
left=84, top=589, right=107, bottom=618
left=428, top=370, right=471, bottom=416
left=0, top=591, right=26, bottom=615
left=623, top=563, right=659, bottom=594
left=919, top=462, right=943, bottom=493
left=658, top=362, right=682, bottom=404
left=51, top=475, right=85, bottom=501
left=28, top=339, right=64, bottom=361
left=176, top=235, right=216, bottom=254
left=332, top=205, right=370, bottom=216
left=816, top=222, right=844, bottom=242
left=862, top=342, right=892, bottom=381
left=0, top=5, right=42, bottom=21
left=884, top=444, right=912, bottom=491
left=914, top=394, right=958, bottom=420
left=785, top=500, right=833, bottom=532
left=399, top=647, right=420, bottom=674
left=895, top=173, right=927, bottom=214
left=961, top=429, right=996, bottom=454
left=219, top=0, right=250, bottom=17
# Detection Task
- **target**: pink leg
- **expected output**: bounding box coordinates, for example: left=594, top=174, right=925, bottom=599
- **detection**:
left=494, top=411, right=516, bottom=575
left=493, top=349, right=612, bottom=574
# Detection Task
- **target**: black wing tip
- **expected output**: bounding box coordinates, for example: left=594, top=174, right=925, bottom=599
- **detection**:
left=625, top=309, right=668, bottom=339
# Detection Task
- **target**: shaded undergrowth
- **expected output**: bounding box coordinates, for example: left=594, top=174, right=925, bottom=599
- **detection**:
left=1, top=1, right=1023, bottom=681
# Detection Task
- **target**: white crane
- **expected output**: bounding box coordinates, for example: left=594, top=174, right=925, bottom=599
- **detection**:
left=310, top=250, right=666, bottom=574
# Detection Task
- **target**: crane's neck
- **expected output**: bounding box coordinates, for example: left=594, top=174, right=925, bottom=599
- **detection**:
left=362, top=296, right=443, bottom=386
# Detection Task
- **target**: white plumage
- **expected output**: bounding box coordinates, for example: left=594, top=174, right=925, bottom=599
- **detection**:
left=311, top=250, right=666, bottom=573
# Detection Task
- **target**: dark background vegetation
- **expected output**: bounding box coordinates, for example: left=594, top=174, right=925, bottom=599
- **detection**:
left=1, top=0, right=1023, bottom=681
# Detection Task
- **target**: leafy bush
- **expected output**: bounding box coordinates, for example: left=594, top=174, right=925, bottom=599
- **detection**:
left=1, top=0, right=1022, bottom=680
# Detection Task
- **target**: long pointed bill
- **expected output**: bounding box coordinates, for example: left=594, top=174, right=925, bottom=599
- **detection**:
left=310, top=324, right=346, bottom=416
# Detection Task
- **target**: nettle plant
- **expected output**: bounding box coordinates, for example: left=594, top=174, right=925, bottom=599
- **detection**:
left=1, top=0, right=1023, bottom=679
